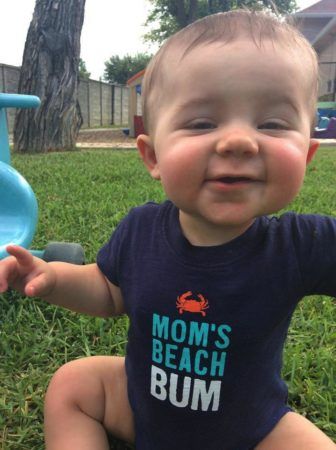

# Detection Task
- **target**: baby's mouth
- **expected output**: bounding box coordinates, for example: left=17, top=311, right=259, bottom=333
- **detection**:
left=218, top=176, right=253, bottom=184
left=206, top=175, right=259, bottom=191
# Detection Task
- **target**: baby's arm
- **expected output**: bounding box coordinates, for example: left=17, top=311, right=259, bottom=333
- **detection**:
left=0, top=245, right=123, bottom=317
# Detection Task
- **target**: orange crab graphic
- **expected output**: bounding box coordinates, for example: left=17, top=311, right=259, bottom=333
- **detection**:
left=176, top=291, right=209, bottom=317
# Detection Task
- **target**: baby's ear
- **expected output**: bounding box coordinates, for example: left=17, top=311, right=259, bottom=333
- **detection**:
left=306, top=139, right=319, bottom=165
left=137, top=134, right=161, bottom=180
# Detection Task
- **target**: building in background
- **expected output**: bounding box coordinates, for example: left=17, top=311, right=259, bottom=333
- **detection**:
left=293, top=0, right=336, bottom=101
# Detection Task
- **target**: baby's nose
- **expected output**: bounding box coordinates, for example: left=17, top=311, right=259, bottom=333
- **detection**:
left=215, top=130, right=259, bottom=157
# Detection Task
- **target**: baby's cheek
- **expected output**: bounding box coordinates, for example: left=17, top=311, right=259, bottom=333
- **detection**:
left=269, top=146, right=307, bottom=199
left=159, top=149, right=202, bottom=188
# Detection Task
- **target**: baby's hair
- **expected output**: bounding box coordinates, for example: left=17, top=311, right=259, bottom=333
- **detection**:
left=142, top=9, right=319, bottom=133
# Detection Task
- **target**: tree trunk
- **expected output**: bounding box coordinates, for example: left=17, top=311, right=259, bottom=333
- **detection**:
left=14, top=0, right=85, bottom=153
left=187, top=0, right=198, bottom=24
left=175, top=0, right=199, bottom=28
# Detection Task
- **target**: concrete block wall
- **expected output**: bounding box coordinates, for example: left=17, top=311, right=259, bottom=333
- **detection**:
left=0, top=63, right=129, bottom=132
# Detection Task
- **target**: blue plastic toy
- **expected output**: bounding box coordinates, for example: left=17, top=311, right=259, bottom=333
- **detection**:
left=317, top=116, right=330, bottom=129
left=0, top=93, right=85, bottom=264
left=0, top=93, right=40, bottom=260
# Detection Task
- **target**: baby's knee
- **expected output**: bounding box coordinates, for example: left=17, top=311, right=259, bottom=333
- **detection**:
left=45, top=358, right=106, bottom=422
left=46, top=359, right=82, bottom=399
left=256, top=412, right=336, bottom=450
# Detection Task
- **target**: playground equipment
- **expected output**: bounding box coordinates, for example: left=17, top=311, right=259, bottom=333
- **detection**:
left=0, top=93, right=85, bottom=264
left=314, top=117, right=336, bottom=139
left=127, top=69, right=145, bottom=137
left=314, top=102, right=336, bottom=139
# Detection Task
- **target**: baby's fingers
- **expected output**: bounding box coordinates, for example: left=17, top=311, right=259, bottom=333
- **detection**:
left=0, top=260, right=14, bottom=292
left=0, top=253, right=21, bottom=292
left=25, top=272, right=55, bottom=298
left=6, top=245, right=35, bottom=270
left=0, top=245, right=50, bottom=295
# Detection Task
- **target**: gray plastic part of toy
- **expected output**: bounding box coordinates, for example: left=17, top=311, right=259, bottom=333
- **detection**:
left=43, top=242, right=85, bottom=265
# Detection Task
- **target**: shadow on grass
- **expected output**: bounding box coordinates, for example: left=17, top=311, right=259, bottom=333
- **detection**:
left=108, top=435, right=134, bottom=450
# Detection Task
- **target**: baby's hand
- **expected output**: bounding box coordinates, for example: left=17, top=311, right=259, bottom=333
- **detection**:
left=0, top=245, right=56, bottom=297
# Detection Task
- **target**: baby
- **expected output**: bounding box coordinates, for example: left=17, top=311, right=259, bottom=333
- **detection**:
left=0, top=9, right=335, bottom=450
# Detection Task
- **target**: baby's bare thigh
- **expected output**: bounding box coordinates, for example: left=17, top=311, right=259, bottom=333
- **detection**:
left=255, top=412, right=336, bottom=450
left=46, top=355, right=134, bottom=444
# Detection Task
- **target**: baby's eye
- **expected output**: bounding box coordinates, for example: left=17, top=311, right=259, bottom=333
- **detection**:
left=187, top=121, right=217, bottom=130
left=258, top=121, right=289, bottom=130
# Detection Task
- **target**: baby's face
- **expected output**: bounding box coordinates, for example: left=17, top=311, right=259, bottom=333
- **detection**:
left=138, top=39, right=319, bottom=245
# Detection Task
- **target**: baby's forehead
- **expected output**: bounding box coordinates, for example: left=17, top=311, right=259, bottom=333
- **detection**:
left=155, top=39, right=313, bottom=100
left=143, top=25, right=318, bottom=132
left=163, top=35, right=309, bottom=69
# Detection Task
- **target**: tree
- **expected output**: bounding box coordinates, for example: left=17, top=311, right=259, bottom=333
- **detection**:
left=79, top=58, right=91, bottom=79
left=144, top=0, right=297, bottom=44
left=14, top=0, right=86, bottom=153
left=104, top=53, right=152, bottom=85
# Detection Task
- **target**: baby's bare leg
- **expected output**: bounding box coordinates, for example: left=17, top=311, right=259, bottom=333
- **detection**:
left=255, top=411, right=335, bottom=450
left=44, top=356, right=134, bottom=450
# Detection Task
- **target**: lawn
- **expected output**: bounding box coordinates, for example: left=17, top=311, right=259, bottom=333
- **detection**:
left=0, top=147, right=335, bottom=449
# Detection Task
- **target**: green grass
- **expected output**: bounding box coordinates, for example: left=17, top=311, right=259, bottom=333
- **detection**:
left=0, top=147, right=335, bottom=449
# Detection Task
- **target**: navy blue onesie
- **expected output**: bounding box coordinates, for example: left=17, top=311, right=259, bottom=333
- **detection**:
left=97, top=201, right=336, bottom=450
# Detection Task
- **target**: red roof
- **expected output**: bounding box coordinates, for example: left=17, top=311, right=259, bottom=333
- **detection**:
left=299, top=0, right=336, bottom=14
left=127, top=69, right=145, bottom=86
